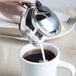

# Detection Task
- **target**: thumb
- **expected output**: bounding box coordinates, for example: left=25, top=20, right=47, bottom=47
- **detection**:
left=19, top=0, right=36, bottom=3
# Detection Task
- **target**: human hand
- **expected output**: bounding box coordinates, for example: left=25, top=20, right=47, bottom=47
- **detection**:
left=0, top=0, right=36, bottom=3
left=0, top=0, right=36, bottom=23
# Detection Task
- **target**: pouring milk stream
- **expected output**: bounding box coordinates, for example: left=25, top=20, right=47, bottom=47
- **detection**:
left=20, top=1, right=61, bottom=62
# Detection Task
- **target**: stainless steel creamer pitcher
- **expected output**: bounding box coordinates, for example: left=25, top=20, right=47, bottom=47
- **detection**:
left=0, top=1, right=61, bottom=41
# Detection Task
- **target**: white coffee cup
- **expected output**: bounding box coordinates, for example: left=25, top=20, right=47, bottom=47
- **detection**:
left=19, top=43, right=75, bottom=76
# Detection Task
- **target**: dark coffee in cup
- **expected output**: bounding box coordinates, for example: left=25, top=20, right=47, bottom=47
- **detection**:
left=23, top=49, right=56, bottom=63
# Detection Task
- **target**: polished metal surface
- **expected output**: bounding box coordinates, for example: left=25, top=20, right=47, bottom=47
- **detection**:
left=34, top=11, right=61, bottom=37
left=0, top=11, right=75, bottom=41
left=20, top=1, right=61, bottom=42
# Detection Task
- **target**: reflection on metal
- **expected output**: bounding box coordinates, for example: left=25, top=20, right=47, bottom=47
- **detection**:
left=0, top=11, right=75, bottom=41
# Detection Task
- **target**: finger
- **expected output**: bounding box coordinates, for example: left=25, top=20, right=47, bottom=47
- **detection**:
left=22, top=0, right=36, bottom=3
left=0, top=0, right=36, bottom=3
left=0, top=2, right=24, bottom=15
left=0, top=2, right=24, bottom=23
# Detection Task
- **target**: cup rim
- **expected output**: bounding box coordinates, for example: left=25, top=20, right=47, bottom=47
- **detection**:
left=19, top=43, right=60, bottom=65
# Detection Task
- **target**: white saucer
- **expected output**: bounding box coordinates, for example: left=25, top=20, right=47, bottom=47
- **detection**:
left=0, top=11, right=75, bottom=41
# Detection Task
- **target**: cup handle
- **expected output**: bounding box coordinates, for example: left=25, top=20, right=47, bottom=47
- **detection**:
left=58, top=60, right=75, bottom=76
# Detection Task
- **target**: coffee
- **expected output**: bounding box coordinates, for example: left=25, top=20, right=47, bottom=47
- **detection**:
left=23, top=49, right=56, bottom=63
